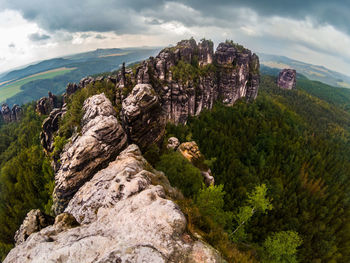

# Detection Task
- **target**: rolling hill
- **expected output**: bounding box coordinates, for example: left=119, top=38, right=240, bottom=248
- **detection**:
left=0, top=47, right=160, bottom=106
left=259, top=53, right=350, bottom=88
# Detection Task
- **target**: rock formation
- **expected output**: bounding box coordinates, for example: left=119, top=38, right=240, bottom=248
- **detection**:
left=0, top=103, right=22, bottom=123
left=4, top=145, right=224, bottom=263
left=178, top=141, right=215, bottom=186
left=122, top=83, right=166, bottom=149
left=36, top=92, right=60, bottom=115
left=14, top=209, right=54, bottom=246
left=40, top=107, right=66, bottom=154
left=115, top=38, right=260, bottom=124
left=167, top=137, right=180, bottom=150
left=278, top=69, right=297, bottom=90
left=52, top=93, right=127, bottom=214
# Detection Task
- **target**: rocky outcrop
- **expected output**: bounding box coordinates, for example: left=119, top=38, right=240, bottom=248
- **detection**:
left=167, top=137, right=180, bottom=150
left=5, top=145, right=224, bottom=263
left=115, top=38, right=260, bottom=125
left=178, top=141, right=214, bottom=186
left=122, top=84, right=166, bottom=150
left=52, top=93, right=127, bottom=214
left=0, top=103, right=22, bottom=123
left=36, top=92, right=60, bottom=115
left=40, top=107, right=66, bottom=154
left=14, top=209, right=54, bottom=246
left=278, top=69, right=296, bottom=90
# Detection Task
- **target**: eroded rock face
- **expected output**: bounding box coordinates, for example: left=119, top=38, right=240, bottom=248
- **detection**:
left=5, top=145, right=224, bottom=263
left=40, top=107, right=66, bottom=154
left=178, top=141, right=214, bottom=186
left=115, top=38, right=260, bottom=125
left=1, top=103, right=22, bottom=123
left=14, top=209, right=54, bottom=246
left=36, top=92, right=60, bottom=115
left=278, top=69, right=296, bottom=90
left=52, top=93, right=127, bottom=215
left=122, top=84, right=166, bottom=150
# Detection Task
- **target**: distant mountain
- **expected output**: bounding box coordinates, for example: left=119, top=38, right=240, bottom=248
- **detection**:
left=0, top=47, right=160, bottom=105
left=258, top=53, right=350, bottom=88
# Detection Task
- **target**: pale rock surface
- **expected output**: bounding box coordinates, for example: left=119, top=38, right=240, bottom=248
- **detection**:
left=52, top=93, right=127, bottom=215
left=14, top=209, right=54, bottom=246
left=167, top=137, right=180, bottom=150
left=122, top=84, right=166, bottom=150
left=278, top=69, right=297, bottom=90
left=4, top=145, right=225, bottom=263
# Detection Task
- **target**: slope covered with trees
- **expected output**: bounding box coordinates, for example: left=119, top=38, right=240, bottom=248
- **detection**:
left=0, top=105, right=54, bottom=260
left=165, top=75, right=350, bottom=262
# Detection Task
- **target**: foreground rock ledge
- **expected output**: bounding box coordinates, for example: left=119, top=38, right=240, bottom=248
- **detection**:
left=52, top=93, right=128, bottom=215
left=4, top=145, right=225, bottom=263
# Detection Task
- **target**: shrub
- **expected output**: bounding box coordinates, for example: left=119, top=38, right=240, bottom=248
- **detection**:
left=156, top=151, right=202, bottom=197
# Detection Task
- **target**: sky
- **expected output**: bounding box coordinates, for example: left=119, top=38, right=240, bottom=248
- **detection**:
left=0, top=0, right=350, bottom=75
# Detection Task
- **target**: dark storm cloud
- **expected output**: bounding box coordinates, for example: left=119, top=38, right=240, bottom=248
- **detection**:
left=28, top=32, right=50, bottom=41
left=1, top=0, right=349, bottom=34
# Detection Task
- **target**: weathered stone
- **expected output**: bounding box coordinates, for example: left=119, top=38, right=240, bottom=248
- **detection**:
left=65, top=82, right=79, bottom=97
left=1, top=104, right=13, bottom=123
left=36, top=92, right=60, bottom=115
left=14, top=209, right=54, bottom=246
left=278, top=69, right=297, bottom=90
left=178, top=141, right=214, bottom=186
left=116, top=38, right=260, bottom=125
left=52, top=93, right=128, bottom=215
left=122, top=84, right=166, bottom=150
left=5, top=145, right=224, bottom=263
left=167, top=137, right=180, bottom=150
left=0, top=103, right=22, bottom=123
left=11, top=104, right=22, bottom=121
left=40, top=107, right=66, bottom=154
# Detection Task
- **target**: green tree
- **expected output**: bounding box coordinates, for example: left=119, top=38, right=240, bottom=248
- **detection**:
left=195, top=185, right=232, bottom=227
left=231, top=184, right=273, bottom=241
left=156, top=151, right=203, bottom=197
left=262, top=231, right=303, bottom=263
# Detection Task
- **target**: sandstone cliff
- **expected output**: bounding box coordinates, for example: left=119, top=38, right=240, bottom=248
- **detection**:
left=4, top=145, right=225, bottom=263
left=277, top=69, right=296, bottom=90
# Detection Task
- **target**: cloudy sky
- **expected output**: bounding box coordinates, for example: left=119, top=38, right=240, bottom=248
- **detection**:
left=0, top=0, right=350, bottom=75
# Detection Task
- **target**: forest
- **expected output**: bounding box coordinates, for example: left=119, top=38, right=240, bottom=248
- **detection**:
left=1, top=73, right=350, bottom=262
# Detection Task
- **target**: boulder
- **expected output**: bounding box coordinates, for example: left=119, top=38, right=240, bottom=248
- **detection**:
left=167, top=137, right=180, bottom=150
left=178, top=141, right=214, bottom=186
left=122, top=84, right=166, bottom=150
left=278, top=69, right=297, bottom=90
left=14, top=209, right=54, bottom=246
left=52, top=93, right=128, bottom=215
left=4, top=145, right=224, bottom=263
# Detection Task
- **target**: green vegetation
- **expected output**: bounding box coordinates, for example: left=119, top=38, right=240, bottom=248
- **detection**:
left=262, top=231, right=302, bottom=263
left=156, top=151, right=203, bottom=197
left=0, top=68, right=76, bottom=103
left=231, top=184, right=273, bottom=242
left=0, top=104, right=54, bottom=261
left=166, top=75, right=350, bottom=262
